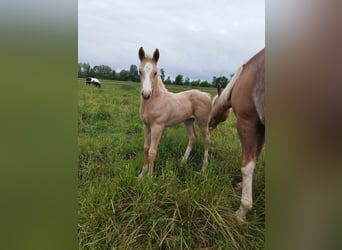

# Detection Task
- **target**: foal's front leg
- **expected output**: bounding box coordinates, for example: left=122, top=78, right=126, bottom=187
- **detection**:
left=147, top=125, right=164, bottom=176
left=139, top=125, right=151, bottom=178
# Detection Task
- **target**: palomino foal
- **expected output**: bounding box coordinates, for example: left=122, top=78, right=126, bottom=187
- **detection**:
left=138, top=47, right=212, bottom=178
left=209, top=48, right=265, bottom=221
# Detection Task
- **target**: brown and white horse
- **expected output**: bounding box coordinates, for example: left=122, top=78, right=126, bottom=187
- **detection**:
left=138, top=47, right=212, bottom=178
left=209, top=48, right=265, bottom=221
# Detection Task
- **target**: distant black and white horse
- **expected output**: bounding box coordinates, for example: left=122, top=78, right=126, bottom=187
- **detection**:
left=86, top=77, right=101, bottom=88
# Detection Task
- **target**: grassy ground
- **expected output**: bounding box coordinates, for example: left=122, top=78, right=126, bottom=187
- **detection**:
left=78, top=78, right=265, bottom=249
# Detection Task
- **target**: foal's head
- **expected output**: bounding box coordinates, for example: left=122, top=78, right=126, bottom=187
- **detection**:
left=208, top=84, right=230, bottom=130
left=138, top=47, right=160, bottom=100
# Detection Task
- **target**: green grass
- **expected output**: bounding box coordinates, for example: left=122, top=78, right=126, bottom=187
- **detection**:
left=78, top=78, right=265, bottom=249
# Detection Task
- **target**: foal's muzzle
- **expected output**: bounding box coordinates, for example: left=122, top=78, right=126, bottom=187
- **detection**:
left=208, top=121, right=216, bottom=131
left=141, top=90, right=151, bottom=100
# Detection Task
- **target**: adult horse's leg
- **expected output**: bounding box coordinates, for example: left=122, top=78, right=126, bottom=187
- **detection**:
left=234, top=118, right=258, bottom=221
left=234, top=125, right=264, bottom=191
left=256, top=123, right=265, bottom=158
left=234, top=124, right=264, bottom=191
left=235, top=122, right=265, bottom=190
left=197, top=118, right=210, bottom=171
left=181, top=118, right=197, bottom=163
left=147, top=124, right=164, bottom=176
left=139, top=125, right=151, bottom=178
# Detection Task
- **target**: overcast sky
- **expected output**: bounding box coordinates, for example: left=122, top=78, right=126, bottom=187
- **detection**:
left=78, top=0, right=265, bottom=81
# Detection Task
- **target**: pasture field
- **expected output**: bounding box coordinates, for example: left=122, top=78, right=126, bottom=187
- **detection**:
left=78, top=78, right=265, bottom=249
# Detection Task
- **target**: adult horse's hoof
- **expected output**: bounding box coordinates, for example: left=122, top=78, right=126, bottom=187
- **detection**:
left=234, top=208, right=247, bottom=223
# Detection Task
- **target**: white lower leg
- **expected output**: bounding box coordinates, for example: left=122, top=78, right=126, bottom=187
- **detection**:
left=138, top=164, right=148, bottom=178
left=235, top=160, right=255, bottom=221
left=181, top=145, right=192, bottom=163
left=201, top=149, right=209, bottom=171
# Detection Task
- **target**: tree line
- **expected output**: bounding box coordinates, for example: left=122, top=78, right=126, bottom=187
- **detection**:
left=78, top=62, right=232, bottom=88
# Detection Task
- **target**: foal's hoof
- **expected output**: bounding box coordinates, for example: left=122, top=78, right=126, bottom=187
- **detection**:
left=138, top=171, right=146, bottom=179
left=201, top=162, right=208, bottom=172
left=138, top=171, right=154, bottom=179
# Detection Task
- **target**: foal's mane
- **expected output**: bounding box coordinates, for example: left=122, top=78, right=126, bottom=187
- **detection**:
left=156, top=76, right=168, bottom=92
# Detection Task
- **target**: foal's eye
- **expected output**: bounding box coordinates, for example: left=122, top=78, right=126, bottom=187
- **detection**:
left=154, top=72, right=157, bottom=76
left=139, top=70, right=142, bottom=74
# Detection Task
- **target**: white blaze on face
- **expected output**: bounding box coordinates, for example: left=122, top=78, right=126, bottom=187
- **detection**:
left=142, top=62, right=153, bottom=94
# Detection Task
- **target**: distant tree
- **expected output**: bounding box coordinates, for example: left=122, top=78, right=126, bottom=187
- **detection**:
left=78, top=62, right=91, bottom=78
left=88, top=68, right=96, bottom=78
left=212, top=75, right=228, bottom=88
left=111, top=70, right=117, bottom=80
left=184, top=77, right=190, bottom=86
left=92, top=66, right=100, bottom=78
left=118, top=69, right=130, bottom=81
left=190, top=80, right=200, bottom=86
left=93, top=65, right=113, bottom=79
left=129, top=64, right=139, bottom=82
left=174, top=74, right=184, bottom=85
left=211, top=76, right=217, bottom=87
left=164, top=76, right=172, bottom=84
left=200, top=80, right=210, bottom=87
left=160, top=68, right=165, bottom=82
left=221, top=76, right=229, bottom=88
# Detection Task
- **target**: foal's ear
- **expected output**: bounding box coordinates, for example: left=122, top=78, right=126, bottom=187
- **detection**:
left=138, top=47, right=145, bottom=61
left=153, top=48, right=159, bottom=63
left=217, top=84, right=222, bottom=96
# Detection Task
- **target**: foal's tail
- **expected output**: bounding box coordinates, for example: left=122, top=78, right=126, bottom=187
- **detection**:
left=219, top=64, right=244, bottom=105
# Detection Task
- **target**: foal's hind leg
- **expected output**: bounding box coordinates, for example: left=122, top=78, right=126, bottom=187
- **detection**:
left=181, top=119, right=197, bottom=163
left=197, top=119, right=210, bottom=171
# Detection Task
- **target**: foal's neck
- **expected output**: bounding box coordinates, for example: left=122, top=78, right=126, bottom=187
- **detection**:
left=152, top=76, right=167, bottom=97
